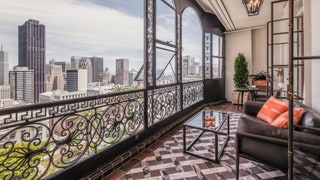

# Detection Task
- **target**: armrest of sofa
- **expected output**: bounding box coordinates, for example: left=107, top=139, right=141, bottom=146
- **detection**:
left=243, top=100, right=264, bottom=117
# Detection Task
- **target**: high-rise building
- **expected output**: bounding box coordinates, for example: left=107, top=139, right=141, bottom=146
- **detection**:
left=66, top=69, right=88, bottom=92
left=71, top=56, right=93, bottom=83
left=182, top=55, right=196, bottom=77
left=0, top=86, right=10, bottom=99
left=102, top=67, right=110, bottom=85
left=18, top=19, right=45, bottom=102
left=129, top=69, right=138, bottom=86
left=9, top=66, right=34, bottom=103
left=115, top=59, right=129, bottom=87
left=0, top=45, right=9, bottom=86
left=45, top=64, right=64, bottom=91
left=90, top=57, right=103, bottom=82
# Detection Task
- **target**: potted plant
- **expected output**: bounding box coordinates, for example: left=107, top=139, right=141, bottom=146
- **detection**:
left=232, top=53, right=249, bottom=105
left=250, top=71, right=268, bottom=86
left=233, top=53, right=249, bottom=88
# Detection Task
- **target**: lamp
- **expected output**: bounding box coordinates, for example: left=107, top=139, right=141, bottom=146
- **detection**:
left=242, top=0, right=264, bottom=16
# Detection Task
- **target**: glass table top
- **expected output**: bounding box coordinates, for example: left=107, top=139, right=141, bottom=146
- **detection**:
left=184, top=110, right=228, bottom=130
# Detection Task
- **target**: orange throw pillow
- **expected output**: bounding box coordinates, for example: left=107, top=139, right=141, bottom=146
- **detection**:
left=271, top=108, right=304, bottom=128
left=257, top=96, right=288, bottom=124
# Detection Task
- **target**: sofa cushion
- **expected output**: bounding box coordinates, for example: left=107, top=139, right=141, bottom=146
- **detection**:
left=270, top=108, right=304, bottom=128
left=299, top=108, right=320, bottom=135
left=257, top=96, right=288, bottom=124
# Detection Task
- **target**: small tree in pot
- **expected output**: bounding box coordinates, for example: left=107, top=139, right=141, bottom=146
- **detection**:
left=233, top=53, right=249, bottom=88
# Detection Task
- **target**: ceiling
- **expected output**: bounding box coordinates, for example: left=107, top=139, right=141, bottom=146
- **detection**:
left=195, top=0, right=303, bottom=32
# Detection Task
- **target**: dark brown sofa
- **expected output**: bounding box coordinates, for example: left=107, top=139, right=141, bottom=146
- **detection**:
left=235, top=100, right=320, bottom=178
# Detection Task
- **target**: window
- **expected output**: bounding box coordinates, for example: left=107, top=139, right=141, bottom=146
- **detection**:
left=0, top=0, right=144, bottom=105
left=212, top=34, right=223, bottom=78
left=182, top=7, right=202, bottom=82
left=155, top=0, right=177, bottom=85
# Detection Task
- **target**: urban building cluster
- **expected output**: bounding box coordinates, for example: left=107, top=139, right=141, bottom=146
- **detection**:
left=0, top=19, right=143, bottom=108
left=0, top=19, right=202, bottom=109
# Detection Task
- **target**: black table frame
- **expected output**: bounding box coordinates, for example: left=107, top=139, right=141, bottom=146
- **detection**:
left=183, top=111, right=229, bottom=162
left=236, top=87, right=259, bottom=111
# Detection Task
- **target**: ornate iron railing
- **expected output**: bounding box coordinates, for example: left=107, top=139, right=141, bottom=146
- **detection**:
left=147, top=85, right=181, bottom=126
left=183, top=81, right=204, bottom=109
left=0, top=90, right=144, bottom=179
left=0, top=81, right=205, bottom=179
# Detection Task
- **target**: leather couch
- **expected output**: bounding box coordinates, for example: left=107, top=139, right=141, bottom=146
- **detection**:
left=235, top=100, right=320, bottom=178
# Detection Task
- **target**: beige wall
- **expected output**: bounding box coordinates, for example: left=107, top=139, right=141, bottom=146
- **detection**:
left=225, top=27, right=267, bottom=102
left=311, top=0, right=320, bottom=112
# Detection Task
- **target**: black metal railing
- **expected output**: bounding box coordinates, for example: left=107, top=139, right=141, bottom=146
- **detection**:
left=0, top=81, right=204, bottom=179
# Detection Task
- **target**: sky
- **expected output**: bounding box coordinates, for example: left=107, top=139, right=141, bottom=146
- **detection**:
left=0, top=0, right=202, bottom=75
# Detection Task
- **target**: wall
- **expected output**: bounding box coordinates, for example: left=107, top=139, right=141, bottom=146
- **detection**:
left=225, top=27, right=267, bottom=102
left=252, top=27, right=268, bottom=74
left=311, top=0, right=320, bottom=112
left=303, top=0, right=312, bottom=106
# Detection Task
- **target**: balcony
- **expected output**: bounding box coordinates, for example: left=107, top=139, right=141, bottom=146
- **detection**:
left=1, top=0, right=320, bottom=179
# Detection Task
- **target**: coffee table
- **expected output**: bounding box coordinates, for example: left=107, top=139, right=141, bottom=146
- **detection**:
left=183, top=110, right=229, bottom=162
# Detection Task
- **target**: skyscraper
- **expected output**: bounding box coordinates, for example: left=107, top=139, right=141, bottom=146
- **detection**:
left=90, top=57, right=103, bottom=82
left=71, top=56, right=93, bottom=83
left=115, top=59, right=129, bottom=86
left=18, top=19, right=46, bottom=102
left=9, top=66, right=34, bottom=103
left=66, top=69, right=88, bottom=92
left=0, top=45, right=9, bottom=86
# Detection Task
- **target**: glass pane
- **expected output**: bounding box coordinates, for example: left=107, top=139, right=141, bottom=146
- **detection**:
left=156, top=0, right=176, bottom=44
left=182, top=7, right=202, bottom=82
left=212, top=58, right=222, bottom=78
left=156, top=48, right=176, bottom=85
left=0, top=0, right=144, bottom=104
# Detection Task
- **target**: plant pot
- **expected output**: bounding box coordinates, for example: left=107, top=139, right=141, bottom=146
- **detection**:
left=253, top=80, right=267, bottom=86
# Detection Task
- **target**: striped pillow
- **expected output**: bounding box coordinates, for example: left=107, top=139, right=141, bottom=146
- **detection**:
left=270, top=108, right=304, bottom=128
left=257, top=96, right=288, bottom=124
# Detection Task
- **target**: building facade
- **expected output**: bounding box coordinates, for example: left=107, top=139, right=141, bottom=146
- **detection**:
left=45, top=64, right=65, bottom=91
left=18, top=19, right=45, bottom=102
left=9, top=66, right=34, bottom=103
left=0, top=45, right=9, bottom=86
left=66, top=69, right=88, bottom=92
left=115, top=58, right=129, bottom=86
left=129, top=69, right=138, bottom=86
left=90, top=57, right=103, bottom=82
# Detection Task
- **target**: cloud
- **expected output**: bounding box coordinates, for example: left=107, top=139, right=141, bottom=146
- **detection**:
left=0, top=0, right=144, bottom=74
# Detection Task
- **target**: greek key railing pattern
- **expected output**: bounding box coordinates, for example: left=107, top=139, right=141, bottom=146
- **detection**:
left=148, top=85, right=181, bottom=126
left=183, top=81, right=204, bottom=109
left=204, top=32, right=212, bottom=79
left=0, top=91, right=144, bottom=179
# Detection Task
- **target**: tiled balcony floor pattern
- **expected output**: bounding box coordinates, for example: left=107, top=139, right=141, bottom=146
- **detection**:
left=104, top=103, right=320, bottom=179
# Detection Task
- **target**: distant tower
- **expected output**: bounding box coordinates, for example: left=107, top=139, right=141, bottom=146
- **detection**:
left=9, top=66, right=34, bottom=103
left=18, top=19, right=46, bottom=102
left=66, top=69, right=88, bottom=92
left=129, top=69, right=138, bottom=86
left=182, top=55, right=196, bottom=77
left=0, top=45, right=9, bottom=86
left=90, top=57, right=103, bottom=82
left=115, top=59, right=129, bottom=86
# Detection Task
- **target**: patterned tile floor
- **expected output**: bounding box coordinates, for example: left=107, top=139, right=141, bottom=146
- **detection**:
left=105, top=102, right=320, bottom=180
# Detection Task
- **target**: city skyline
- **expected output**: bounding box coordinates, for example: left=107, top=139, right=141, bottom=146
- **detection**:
left=0, top=0, right=145, bottom=75
left=0, top=0, right=203, bottom=75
